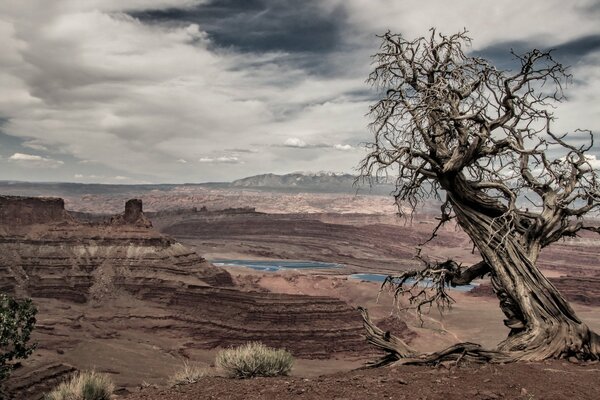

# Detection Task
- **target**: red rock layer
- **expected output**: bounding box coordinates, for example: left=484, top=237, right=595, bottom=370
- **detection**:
left=0, top=196, right=370, bottom=399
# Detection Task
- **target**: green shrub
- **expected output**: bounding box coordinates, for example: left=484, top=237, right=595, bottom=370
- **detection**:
left=0, top=293, right=37, bottom=382
left=168, top=361, right=210, bottom=386
left=45, top=371, right=114, bottom=400
left=216, top=342, right=293, bottom=379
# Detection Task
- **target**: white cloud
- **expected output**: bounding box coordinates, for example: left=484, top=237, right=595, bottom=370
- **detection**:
left=8, top=152, right=64, bottom=168
left=0, top=1, right=372, bottom=182
left=22, top=140, right=49, bottom=151
left=114, top=175, right=129, bottom=180
left=198, top=156, right=241, bottom=164
left=328, top=0, right=600, bottom=50
left=74, top=173, right=84, bottom=178
left=585, top=154, right=600, bottom=170
left=0, top=1, right=596, bottom=183
left=176, top=158, right=188, bottom=164
left=333, top=144, right=353, bottom=151
left=284, top=138, right=308, bottom=148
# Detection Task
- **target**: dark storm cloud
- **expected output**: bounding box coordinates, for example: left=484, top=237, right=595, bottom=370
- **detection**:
left=579, top=1, right=600, bottom=16
left=1, top=0, right=597, bottom=183
left=0, top=131, right=24, bottom=155
left=552, top=34, right=600, bottom=61
left=130, top=0, right=347, bottom=54
left=475, top=34, right=600, bottom=71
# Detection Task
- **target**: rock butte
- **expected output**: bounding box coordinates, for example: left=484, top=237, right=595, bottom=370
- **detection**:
left=0, top=196, right=370, bottom=399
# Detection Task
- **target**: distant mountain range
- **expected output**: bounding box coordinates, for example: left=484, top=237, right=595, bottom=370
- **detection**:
left=230, top=172, right=394, bottom=194
left=0, top=172, right=396, bottom=197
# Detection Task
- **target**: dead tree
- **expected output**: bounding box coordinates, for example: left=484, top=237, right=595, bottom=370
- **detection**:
left=359, top=29, right=600, bottom=364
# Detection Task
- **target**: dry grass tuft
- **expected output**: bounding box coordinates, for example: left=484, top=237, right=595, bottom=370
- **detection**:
left=45, top=371, right=114, bottom=400
left=216, top=342, right=293, bottom=379
left=168, top=361, right=211, bottom=386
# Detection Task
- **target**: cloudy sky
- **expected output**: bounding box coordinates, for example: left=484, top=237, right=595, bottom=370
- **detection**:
left=1, top=0, right=599, bottom=183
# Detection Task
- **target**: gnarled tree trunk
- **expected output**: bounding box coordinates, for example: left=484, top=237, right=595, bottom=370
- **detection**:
left=451, top=199, right=599, bottom=361
left=358, top=29, right=600, bottom=366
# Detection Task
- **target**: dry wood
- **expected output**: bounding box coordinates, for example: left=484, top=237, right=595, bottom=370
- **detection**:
left=359, top=29, right=600, bottom=364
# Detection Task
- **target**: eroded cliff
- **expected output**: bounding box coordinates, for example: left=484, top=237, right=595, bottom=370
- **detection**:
left=0, top=196, right=368, bottom=399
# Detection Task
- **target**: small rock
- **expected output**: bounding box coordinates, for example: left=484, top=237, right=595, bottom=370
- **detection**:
left=439, top=360, right=455, bottom=369
left=520, top=388, right=528, bottom=396
left=483, top=378, right=491, bottom=383
left=397, top=378, right=408, bottom=385
left=479, top=390, right=500, bottom=399
left=568, top=356, right=580, bottom=364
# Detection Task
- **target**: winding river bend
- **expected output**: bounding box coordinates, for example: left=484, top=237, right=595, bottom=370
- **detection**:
left=211, top=259, right=342, bottom=271
left=211, top=259, right=479, bottom=292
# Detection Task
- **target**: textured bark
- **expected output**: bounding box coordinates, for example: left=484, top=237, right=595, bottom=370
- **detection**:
left=359, top=307, right=511, bottom=365
left=359, top=29, right=600, bottom=366
left=358, top=307, right=416, bottom=366
left=361, top=198, right=600, bottom=365
left=451, top=198, right=599, bottom=361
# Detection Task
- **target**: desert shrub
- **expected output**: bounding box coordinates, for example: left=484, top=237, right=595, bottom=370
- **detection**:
left=45, top=371, right=114, bottom=400
left=216, top=342, right=293, bottom=378
left=168, top=361, right=210, bottom=386
left=0, top=293, right=37, bottom=382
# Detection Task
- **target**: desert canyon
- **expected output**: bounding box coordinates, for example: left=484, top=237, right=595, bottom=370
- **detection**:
left=1, top=178, right=600, bottom=399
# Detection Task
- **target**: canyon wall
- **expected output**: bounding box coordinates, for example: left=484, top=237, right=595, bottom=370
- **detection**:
left=0, top=196, right=369, bottom=398
left=0, top=195, right=71, bottom=226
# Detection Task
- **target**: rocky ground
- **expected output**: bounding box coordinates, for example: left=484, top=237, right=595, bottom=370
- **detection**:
left=125, top=360, right=600, bottom=400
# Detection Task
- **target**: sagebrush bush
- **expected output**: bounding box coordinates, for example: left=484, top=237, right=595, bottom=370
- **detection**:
left=45, top=371, right=114, bottom=400
left=168, top=361, right=210, bottom=386
left=216, top=342, right=293, bottom=378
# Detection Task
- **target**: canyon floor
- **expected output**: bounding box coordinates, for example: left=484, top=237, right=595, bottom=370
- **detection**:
left=132, top=207, right=600, bottom=399
left=2, top=186, right=600, bottom=399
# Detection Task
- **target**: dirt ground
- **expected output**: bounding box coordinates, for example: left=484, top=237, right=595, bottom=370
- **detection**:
left=125, top=360, right=600, bottom=400
left=117, top=267, right=600, bottom=400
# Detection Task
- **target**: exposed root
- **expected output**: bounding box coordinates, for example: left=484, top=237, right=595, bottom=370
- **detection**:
left=358, top=307, right=416, bottom=367
left=359, top=307, right=510, bottom=366
left=360, top=306, right=600, bottom=367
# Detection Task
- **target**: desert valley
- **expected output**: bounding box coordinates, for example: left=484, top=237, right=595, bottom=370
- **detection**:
left=1, top=176, right=600, bottom=399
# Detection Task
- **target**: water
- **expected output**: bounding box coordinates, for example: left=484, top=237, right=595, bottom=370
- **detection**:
left=211, top=259, right=342, bottom=272
left=211, top=260, right=479, bottom=292
left=348, top=273, right=479, bottom=292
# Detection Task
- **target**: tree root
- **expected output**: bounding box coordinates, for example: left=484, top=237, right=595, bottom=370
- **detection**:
left=359, top=307, right=512, bottom=366
left=359, top=307, right=416, bottom=367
